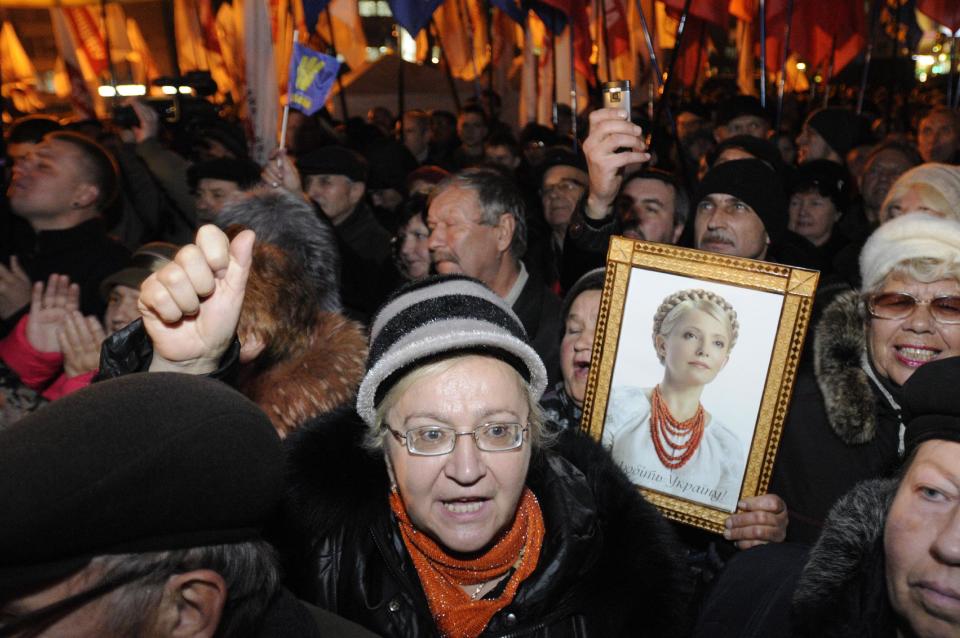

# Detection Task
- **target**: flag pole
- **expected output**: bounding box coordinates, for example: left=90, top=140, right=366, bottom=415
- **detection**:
left=856, top=0, right=880, bottom=115
left=775, top=0, right=794, bottom=130
left=98, top=0, right=118, bottom=90
left=552, top=29, right=559, bottom=125
left=162, top=0, right=181, bottom=78
left=569, top=13, right=578, bottom=152
left=822, top=32, right=836, bottom=109
left=949, top=33, right=958, bottom=109
left=886, top=0, right=902, bottom=128
left=396, top=25, right=405, bottom=130
left=953, top=35, right=960, bottom=109
left=759, top=0, right=766, bottom=107
left=635, top=0, right=662, bottom=117
left=278, top=28, right=299, bottom=153
left=653, top=0, right=692, bottom=123
left=431, top=18, right=462, bottom=112
left=485, top=0, right=494, bottom=96
left=324, top=9, right=350, bottom=119
left=635, top=0, right=688, bottom=192
left=454, top=0, right=482, bottom=99
left=599, top=0, right=611, bottom=81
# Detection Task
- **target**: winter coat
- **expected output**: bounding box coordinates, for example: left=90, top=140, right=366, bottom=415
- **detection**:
left=283, top=407, right=692, bottom=638
left=692, top=479, right=898, bottom=638
left=238, top=312, right=367, bottom=436
left=769, top=291, right=903, bottom=543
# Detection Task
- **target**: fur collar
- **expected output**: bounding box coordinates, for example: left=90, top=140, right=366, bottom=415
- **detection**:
left=240, top=313, right=367, bottom=436
left=283, top=409, right=692, bottom=636
left=814, top=291, right=881, bottom=444
left=791, top=478, right=898, bottom=636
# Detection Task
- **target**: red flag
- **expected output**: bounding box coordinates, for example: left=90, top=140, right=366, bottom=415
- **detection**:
left=537, top=0, right=593, bottom=83
left=917, top=0, right=960, bottom=31
left=199, top=0, right=222, bottom=53
left=661, top=0, right=727, bottom=27
left=63, top=7, right=109, bottom=77
left=673, top=17, right=709, bottom=87
left=603, top=0, right=630, bottom=58
left=765, top=0, right=865, bottom=74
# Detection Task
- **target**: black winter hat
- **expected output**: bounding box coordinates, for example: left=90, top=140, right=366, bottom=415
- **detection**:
left=902, top=356, right=960, bottom=456
left=804, top=108, right=873, bottom=158
left=790, top=159, right=853, bottom=212
left=694, top=159, right=788, bottom=243
left=561, top=268, right=605, bottom=331
left=297, top=145, right=369, bottom=183
left=716, top=95, right=771, bottom=127
left=536, top=146, right=588, bottom=187
left=187, top=157, right=263, bottom=190
left=710, top=135, right=786, bottom=177
left=0, top=373, right=283, bottom=599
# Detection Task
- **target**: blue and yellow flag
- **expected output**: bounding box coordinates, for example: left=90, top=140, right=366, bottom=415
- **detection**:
left=287, top=42, right=340, bottom=116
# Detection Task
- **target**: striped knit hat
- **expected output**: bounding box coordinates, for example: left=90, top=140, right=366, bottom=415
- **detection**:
left=356, top=275, right=548, bottom=427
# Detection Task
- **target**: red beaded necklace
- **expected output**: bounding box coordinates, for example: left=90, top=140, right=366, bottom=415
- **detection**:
left=649, top=385, right=706, bottom=469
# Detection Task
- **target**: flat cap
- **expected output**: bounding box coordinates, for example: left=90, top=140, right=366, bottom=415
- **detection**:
left=296, top=145, right=368, bottom=183
left=0, top=373, right=283, bottom=599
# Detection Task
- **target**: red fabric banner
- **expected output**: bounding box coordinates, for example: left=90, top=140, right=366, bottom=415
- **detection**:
left=917, top=0, right=960, bottom=31
left=63, top=7, right=109, bottom=77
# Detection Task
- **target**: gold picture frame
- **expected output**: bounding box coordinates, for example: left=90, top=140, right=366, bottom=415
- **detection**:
left=580, top=237, right=819, bottom=534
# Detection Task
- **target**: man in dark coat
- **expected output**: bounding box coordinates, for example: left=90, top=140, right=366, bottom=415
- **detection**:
left=0, top=372, right=376, bottom=637
left=2, top=131, right=130, bottom=335
left=426, top=168, right=562, bottom=384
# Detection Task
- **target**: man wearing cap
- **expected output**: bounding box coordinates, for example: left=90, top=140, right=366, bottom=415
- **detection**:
left=714, top=95, right=772, bottom=142
left=295, top=145, right=398, bottom=318
left=796, top=107, right=872, bottom=165
left=0, top=372, right=376, bottom=636
left=427, top=169, right=563, bottom=384
left=694, top=356, right=960, bottom=637
left=188, top=158, right=263, bottom=223
left=2, top=131, right=130, bottom=334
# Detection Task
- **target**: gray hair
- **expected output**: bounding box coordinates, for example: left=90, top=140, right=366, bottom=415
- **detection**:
left=217, top=188, right=342, bottom=312
left=366, top=354, right=551, bottom=454
left=92, top=540, right=280, bottom=638
left=429, top=168, right=528, bottom=259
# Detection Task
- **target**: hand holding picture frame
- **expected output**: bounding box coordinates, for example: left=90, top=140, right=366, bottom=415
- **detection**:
left=580, top=237, right=819, bottom=534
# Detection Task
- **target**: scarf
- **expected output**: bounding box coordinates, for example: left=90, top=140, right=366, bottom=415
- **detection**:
left=389, top=488, right=545, bottom=638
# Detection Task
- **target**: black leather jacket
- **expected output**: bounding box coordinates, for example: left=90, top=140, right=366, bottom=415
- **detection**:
left=283, top=407, right=691, bottom=638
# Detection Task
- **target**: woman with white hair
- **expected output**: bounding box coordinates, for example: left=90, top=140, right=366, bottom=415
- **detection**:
left=129, top=227, right=691, bottom=637
left=771, top=212, right=960, bottom=543
left=603, top=289, right=744, bottom=512
left=879, top=162, right=960, bottom=223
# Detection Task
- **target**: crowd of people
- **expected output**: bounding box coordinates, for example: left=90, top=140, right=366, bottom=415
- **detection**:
left=1, top=81, right=960, bottom=637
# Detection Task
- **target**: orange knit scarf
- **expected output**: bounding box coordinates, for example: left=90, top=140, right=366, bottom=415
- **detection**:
left=389, top=488, right=545, bottom=638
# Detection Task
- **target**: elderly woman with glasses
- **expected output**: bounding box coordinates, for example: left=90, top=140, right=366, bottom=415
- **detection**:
left=770, top=213, right=960, bottom=544
left=133, top=227, right=690, bottom=638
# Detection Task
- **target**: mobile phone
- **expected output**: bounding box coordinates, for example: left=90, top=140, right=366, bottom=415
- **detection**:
left=601, top=80, right=631, bottom=120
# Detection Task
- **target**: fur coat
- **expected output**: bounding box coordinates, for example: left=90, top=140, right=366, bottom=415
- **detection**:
left=769, top=291, right=903, bottom=544
left=282, top=407, right=693, bottom=637
left=240, top=313, right=367, bottom=436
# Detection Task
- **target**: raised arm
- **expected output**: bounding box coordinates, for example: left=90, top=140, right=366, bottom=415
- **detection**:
left=582, top=108, right=650, bottom=221
left=138, top=225, right=255, bottom=374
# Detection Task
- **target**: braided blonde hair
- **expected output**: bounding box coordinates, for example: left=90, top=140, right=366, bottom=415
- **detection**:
left=652, top=289, right=739, bottom=363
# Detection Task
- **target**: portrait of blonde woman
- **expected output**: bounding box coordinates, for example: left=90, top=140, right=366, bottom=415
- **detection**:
left=603, top=289, right=745, bottom=512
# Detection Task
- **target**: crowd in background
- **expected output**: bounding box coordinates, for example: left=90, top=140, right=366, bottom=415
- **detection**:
left=2, top=78, right=960, bottom=636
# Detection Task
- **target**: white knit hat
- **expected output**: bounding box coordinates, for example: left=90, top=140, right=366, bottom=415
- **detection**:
left=860, top=213, right=960, bottom=291
left=880, top=163, right=960, bottom=222
left=356, top=275, right=548, bottom=428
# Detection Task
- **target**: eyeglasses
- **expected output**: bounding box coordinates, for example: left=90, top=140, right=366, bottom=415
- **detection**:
left=540, top=179, right=587, bottom=199
left=865, top=292, right=960, bottom=324
left=383, top=423, right=528, bottom=456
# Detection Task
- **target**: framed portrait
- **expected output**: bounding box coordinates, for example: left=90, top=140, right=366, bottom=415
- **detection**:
left=580, top=237, right=819, bottom=534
